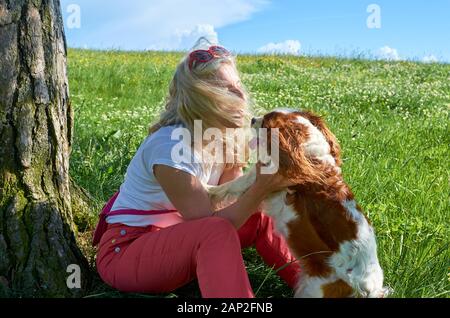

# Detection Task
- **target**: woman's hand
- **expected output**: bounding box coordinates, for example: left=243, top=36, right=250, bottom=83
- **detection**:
left=252, top=161, right=296, bottom=197
left=218, top=165, right=243, bottom=184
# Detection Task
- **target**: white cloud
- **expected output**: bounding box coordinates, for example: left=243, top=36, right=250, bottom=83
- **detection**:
left=257, top=40, right=301, bottom=55
left=377, top=46, right=400, bottom=61
left=148, top=24, right=219, bottom=51
left=62, top=0, right=268, bottom=50
left=422, top=55, right=438, bottom=63
left=176, top=25, right=219, bottom=49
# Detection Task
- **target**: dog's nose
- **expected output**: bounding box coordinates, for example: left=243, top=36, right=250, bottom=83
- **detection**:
left=251, top=117, right=256, bottom=125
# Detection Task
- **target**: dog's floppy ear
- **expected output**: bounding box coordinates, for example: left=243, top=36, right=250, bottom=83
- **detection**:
left=273, top=122, right=327, bottom=185
left=299, top=111, right=342, bottom=166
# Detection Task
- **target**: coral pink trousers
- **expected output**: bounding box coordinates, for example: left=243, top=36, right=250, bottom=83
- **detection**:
left=96, top=213, right=300, bottom=298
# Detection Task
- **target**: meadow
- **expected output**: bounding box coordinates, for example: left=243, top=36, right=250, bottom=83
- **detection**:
left=68, top=49, right=449, bottom=298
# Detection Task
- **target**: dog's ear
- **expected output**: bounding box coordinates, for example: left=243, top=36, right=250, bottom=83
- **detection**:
left=299, top=111, right=342, bottom=166
left=273, top=123, right=327, bottom=185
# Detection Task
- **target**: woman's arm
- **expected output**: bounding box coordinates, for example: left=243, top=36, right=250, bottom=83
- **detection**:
left=153, top=164, right=281, bottom=229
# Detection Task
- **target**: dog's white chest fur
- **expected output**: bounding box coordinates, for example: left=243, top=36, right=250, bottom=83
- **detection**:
left=262, top=191, right=297, bottom=238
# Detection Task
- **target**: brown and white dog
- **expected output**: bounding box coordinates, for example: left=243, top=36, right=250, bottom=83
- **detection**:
left=207, top=109, right=390, bottom=298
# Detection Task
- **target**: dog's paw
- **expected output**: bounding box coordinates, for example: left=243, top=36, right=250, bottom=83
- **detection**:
left=378, top=286, right=393, bottom=298
left=206, top=184, right=230, bottom=199
left=206, top=184, right=240, bottom=209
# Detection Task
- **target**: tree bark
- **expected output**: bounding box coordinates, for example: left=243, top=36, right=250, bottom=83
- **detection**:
left=0, top=0, right=90, bottom=297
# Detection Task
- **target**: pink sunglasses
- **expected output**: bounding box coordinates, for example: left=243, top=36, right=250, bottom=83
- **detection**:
left=188, top=46, right=231, bottom=70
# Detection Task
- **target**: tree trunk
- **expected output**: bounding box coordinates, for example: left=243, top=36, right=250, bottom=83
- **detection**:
left=0, top=0, right=90, bottom=297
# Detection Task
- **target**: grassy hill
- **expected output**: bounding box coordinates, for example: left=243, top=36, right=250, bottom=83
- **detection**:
left=68, top=49, right=449, bottom=298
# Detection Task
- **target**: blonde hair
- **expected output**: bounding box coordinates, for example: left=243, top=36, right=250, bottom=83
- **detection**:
left=149, top=42, right=252, bottom=167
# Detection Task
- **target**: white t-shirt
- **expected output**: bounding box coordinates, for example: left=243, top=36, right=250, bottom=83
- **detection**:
left=107, top=124, right=224, bottom=227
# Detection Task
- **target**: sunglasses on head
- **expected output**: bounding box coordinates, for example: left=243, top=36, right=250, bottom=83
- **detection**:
left=188, top=46, right=231, bottom=70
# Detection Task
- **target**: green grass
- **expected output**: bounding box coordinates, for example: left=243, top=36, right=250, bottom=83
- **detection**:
left=68, top=49, right=450, bottom=298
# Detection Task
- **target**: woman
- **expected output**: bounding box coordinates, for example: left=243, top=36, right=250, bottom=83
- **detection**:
left=93, top=40, right=301, bottom=298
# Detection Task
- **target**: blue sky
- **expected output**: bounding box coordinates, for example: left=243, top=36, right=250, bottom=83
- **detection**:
left=61, top=0, right=450, bottom=62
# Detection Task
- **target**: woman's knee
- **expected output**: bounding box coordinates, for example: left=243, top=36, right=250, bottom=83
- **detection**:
left=198, top=216, right=239, bottom=242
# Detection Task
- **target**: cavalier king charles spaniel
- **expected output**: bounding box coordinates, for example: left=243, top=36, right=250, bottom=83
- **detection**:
left=206, top=109, right=390, bottom=298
